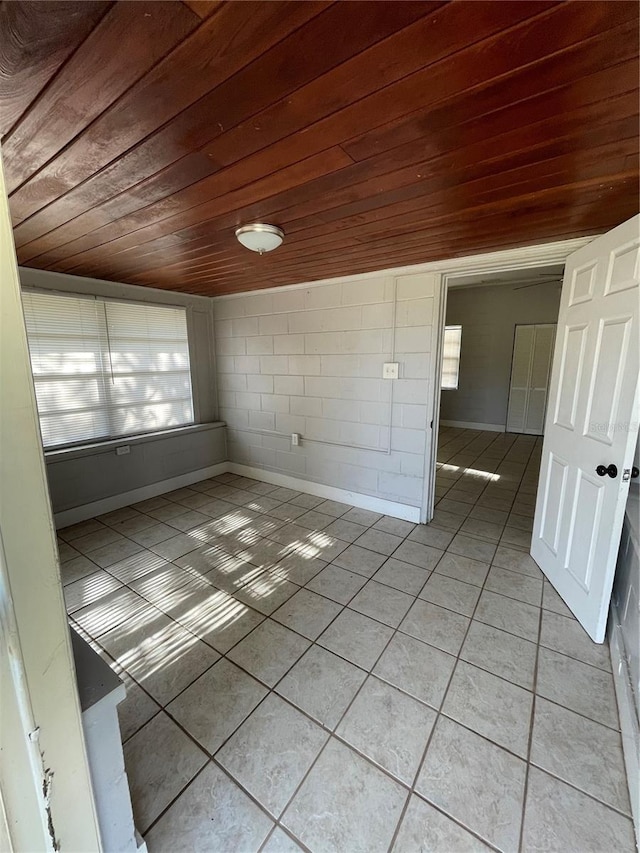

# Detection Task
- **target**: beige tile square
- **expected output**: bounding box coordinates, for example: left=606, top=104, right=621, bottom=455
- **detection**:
left=531, top=697, right=630, bottom=813
left=124, top=712, right=207, bottom=833
left=474, top=589, right=540, bottom=642
left=447, top=533, right=496, bottom=563
left=228, top=619, right=309, bottom=687
left=460, top=517, right=504, bottom=543
left=461, top=620, right=537, bottom=689
left=60, top=554, right=99, bottom=585
left=100, top=607, right=220, bottom=706
left=353, top=528, right=404, bottom=556
left=536, top=647, right=619, bottom=728
left=305, top=564, right=367, bottom=604
left=336, top=676, right=436, bottom=783
left=416, top=717, right=526, bottom=852
left=333, top=544, right=386, bottom=578
left=73, top=587, right=150, bottom=638
left=400, top=599, right=469, bottom=655
left=276, top=645, right=366, bottom=729
left=233, top=568, right=299, bottom=615
left=90, top=538, right=145, bottom=569
left=168, top=658, right=267, bottom=754
left=372, top=557, right=430, bottom=595
left=282, top=739, right=406, bottom=853
left=70, top=526, right=122, bottom=553
left=393, top=540, right=444, bottom=571
left=58, top=518, right=107, bottom=542
left=341, top=507, right=382, bottom=526
left=169, top=586, right=264, bottom=653
left=349, top=580, right=414, bottom=628
left=323, top=518, right=368, bottom=543
left=116, top=671, right=160, bottom=743
left=484, top=565, right=542, bottom=606
left=393, top=795, right=491, bottom=852
left=434, top=552, right=489, bottom=587
left=145, top=761, right=273, bottom=852
left=542, top=579, right=575, bottom=618
left=492, top=545, right=542, bottom=578
left=419, top=573, right=480, bottom=617
left=216, top=694, right=327, bottom=816
left=373, top=516, right=415, bottom=538
left=408, top=525, right=454, bottom=550
left=540, top=609, right=611, bottom=671
left=272, top=588, right=342, bottom=640
left=318, top=609, right=393, bottom=670
left=442, top=660, right=533, bottom=757
left=522, top=767, right=635, bottom=853
left=63, top=570, right=122, bottom=613
left=374, top=631, right=455, bottom=709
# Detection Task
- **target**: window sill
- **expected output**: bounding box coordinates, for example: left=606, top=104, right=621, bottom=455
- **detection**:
left=44, top=421, right=226, bottom=464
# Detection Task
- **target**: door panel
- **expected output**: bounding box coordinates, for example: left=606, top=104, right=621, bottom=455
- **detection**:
left=554, top=325, right=587, bottom=430
left=540, top=452, right=568, bottom=554
left=583, top=317, right=632, bottom=443
left=507, top=323, right=556, bottom=435
left=532, top=215, right=639, bottom=642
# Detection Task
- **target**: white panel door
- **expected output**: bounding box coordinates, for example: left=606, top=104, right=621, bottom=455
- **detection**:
left=531, top=215, right=640, bottom=642
left=507, top=324, right=556, bottom=435
left=507, top=325, right=535, bottom=433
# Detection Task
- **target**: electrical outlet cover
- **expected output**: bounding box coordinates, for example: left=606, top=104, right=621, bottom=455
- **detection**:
left=383, top=362, right=399, bottom=379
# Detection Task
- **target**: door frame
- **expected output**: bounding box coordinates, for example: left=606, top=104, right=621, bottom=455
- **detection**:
left=0, top=152, right=103, bottom=849
left=420, top=236, right=595, bottom=523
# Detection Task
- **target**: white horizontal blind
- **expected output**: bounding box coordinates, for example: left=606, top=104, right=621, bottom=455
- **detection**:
left=21, top=291, right=194, bottom=448
left=441, top=324, right=462, bottom=390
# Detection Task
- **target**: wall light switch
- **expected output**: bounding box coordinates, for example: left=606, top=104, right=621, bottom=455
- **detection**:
left=383, top=362, right=399, bottom=379
left=291, top=433, right=301, bottom=446
left=116, top=445, right=130, bottom=456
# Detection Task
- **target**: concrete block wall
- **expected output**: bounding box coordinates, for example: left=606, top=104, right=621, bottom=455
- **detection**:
left=213, top=272, right=438, bottom=510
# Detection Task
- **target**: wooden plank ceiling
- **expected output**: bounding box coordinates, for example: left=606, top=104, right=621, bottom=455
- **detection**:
left=1, top=0, right=638, bottom=296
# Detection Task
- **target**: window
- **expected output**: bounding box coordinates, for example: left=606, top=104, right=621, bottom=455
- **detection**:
left=441, top=324, right=462, bottom=390
left=21, top=290, right=194, bottom=449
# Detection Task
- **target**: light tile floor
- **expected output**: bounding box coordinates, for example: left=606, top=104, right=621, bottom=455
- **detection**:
left=59, top=428, right=635, bottom=852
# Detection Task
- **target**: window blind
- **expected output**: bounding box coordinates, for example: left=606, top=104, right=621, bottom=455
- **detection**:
left=21, top=290, right=194, bottom=449
left=441, top=325, right=462, bottom=390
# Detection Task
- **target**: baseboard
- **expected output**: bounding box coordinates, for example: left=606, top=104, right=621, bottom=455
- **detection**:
left=53, top=459, right=422, bottom=527
left=609, top=614, right=639, bottom=848
left=440, top=420, right=506, bottom=432
left=53, top=463, right=229, bottom=528
left=227, top=462, right=421, bottom=523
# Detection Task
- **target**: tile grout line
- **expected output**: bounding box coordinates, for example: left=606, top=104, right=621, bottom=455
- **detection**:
left=62, top=429, right=629, bottom=849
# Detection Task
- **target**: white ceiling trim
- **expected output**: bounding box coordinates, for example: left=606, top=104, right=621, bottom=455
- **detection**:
left=212, top=235, right=596, bottom=300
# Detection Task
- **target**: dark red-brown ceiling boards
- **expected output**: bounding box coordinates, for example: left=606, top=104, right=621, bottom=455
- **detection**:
left=2, top=1, right=638, bottom=295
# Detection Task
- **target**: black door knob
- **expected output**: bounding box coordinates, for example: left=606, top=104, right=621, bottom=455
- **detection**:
left=596, top=464, right=618, bottom=478
left=632, top=467, right=639, bottom=479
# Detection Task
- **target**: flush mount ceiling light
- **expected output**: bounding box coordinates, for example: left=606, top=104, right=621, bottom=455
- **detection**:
left=235, top=223, right=284, bottom=254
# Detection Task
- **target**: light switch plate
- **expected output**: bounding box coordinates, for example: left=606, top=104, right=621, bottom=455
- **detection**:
left=383, top=362, right=399, bottom=379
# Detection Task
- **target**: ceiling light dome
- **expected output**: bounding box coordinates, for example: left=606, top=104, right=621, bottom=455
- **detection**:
left=235, top=223, right=284, bottom=254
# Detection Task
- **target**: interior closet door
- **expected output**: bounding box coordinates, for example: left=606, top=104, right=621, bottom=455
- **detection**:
left=507, top=324, right=556, bottom=434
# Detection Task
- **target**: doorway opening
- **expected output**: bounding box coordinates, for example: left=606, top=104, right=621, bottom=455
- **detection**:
left=429, top=263, right=565, bottom=526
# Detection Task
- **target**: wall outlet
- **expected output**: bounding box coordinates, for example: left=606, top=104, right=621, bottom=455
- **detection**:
left=383, top=362, right=399, bottom=379
left=291, top=433, right=301, bottom=446
left=115, top=445, right=130, bottom=456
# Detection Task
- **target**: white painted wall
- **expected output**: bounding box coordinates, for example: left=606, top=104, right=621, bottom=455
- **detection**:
left=0, top=154, right=102, bottom=849
left=441, top=281, right=561, bottom=429
left=214, top=272, right=439, bottom=511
